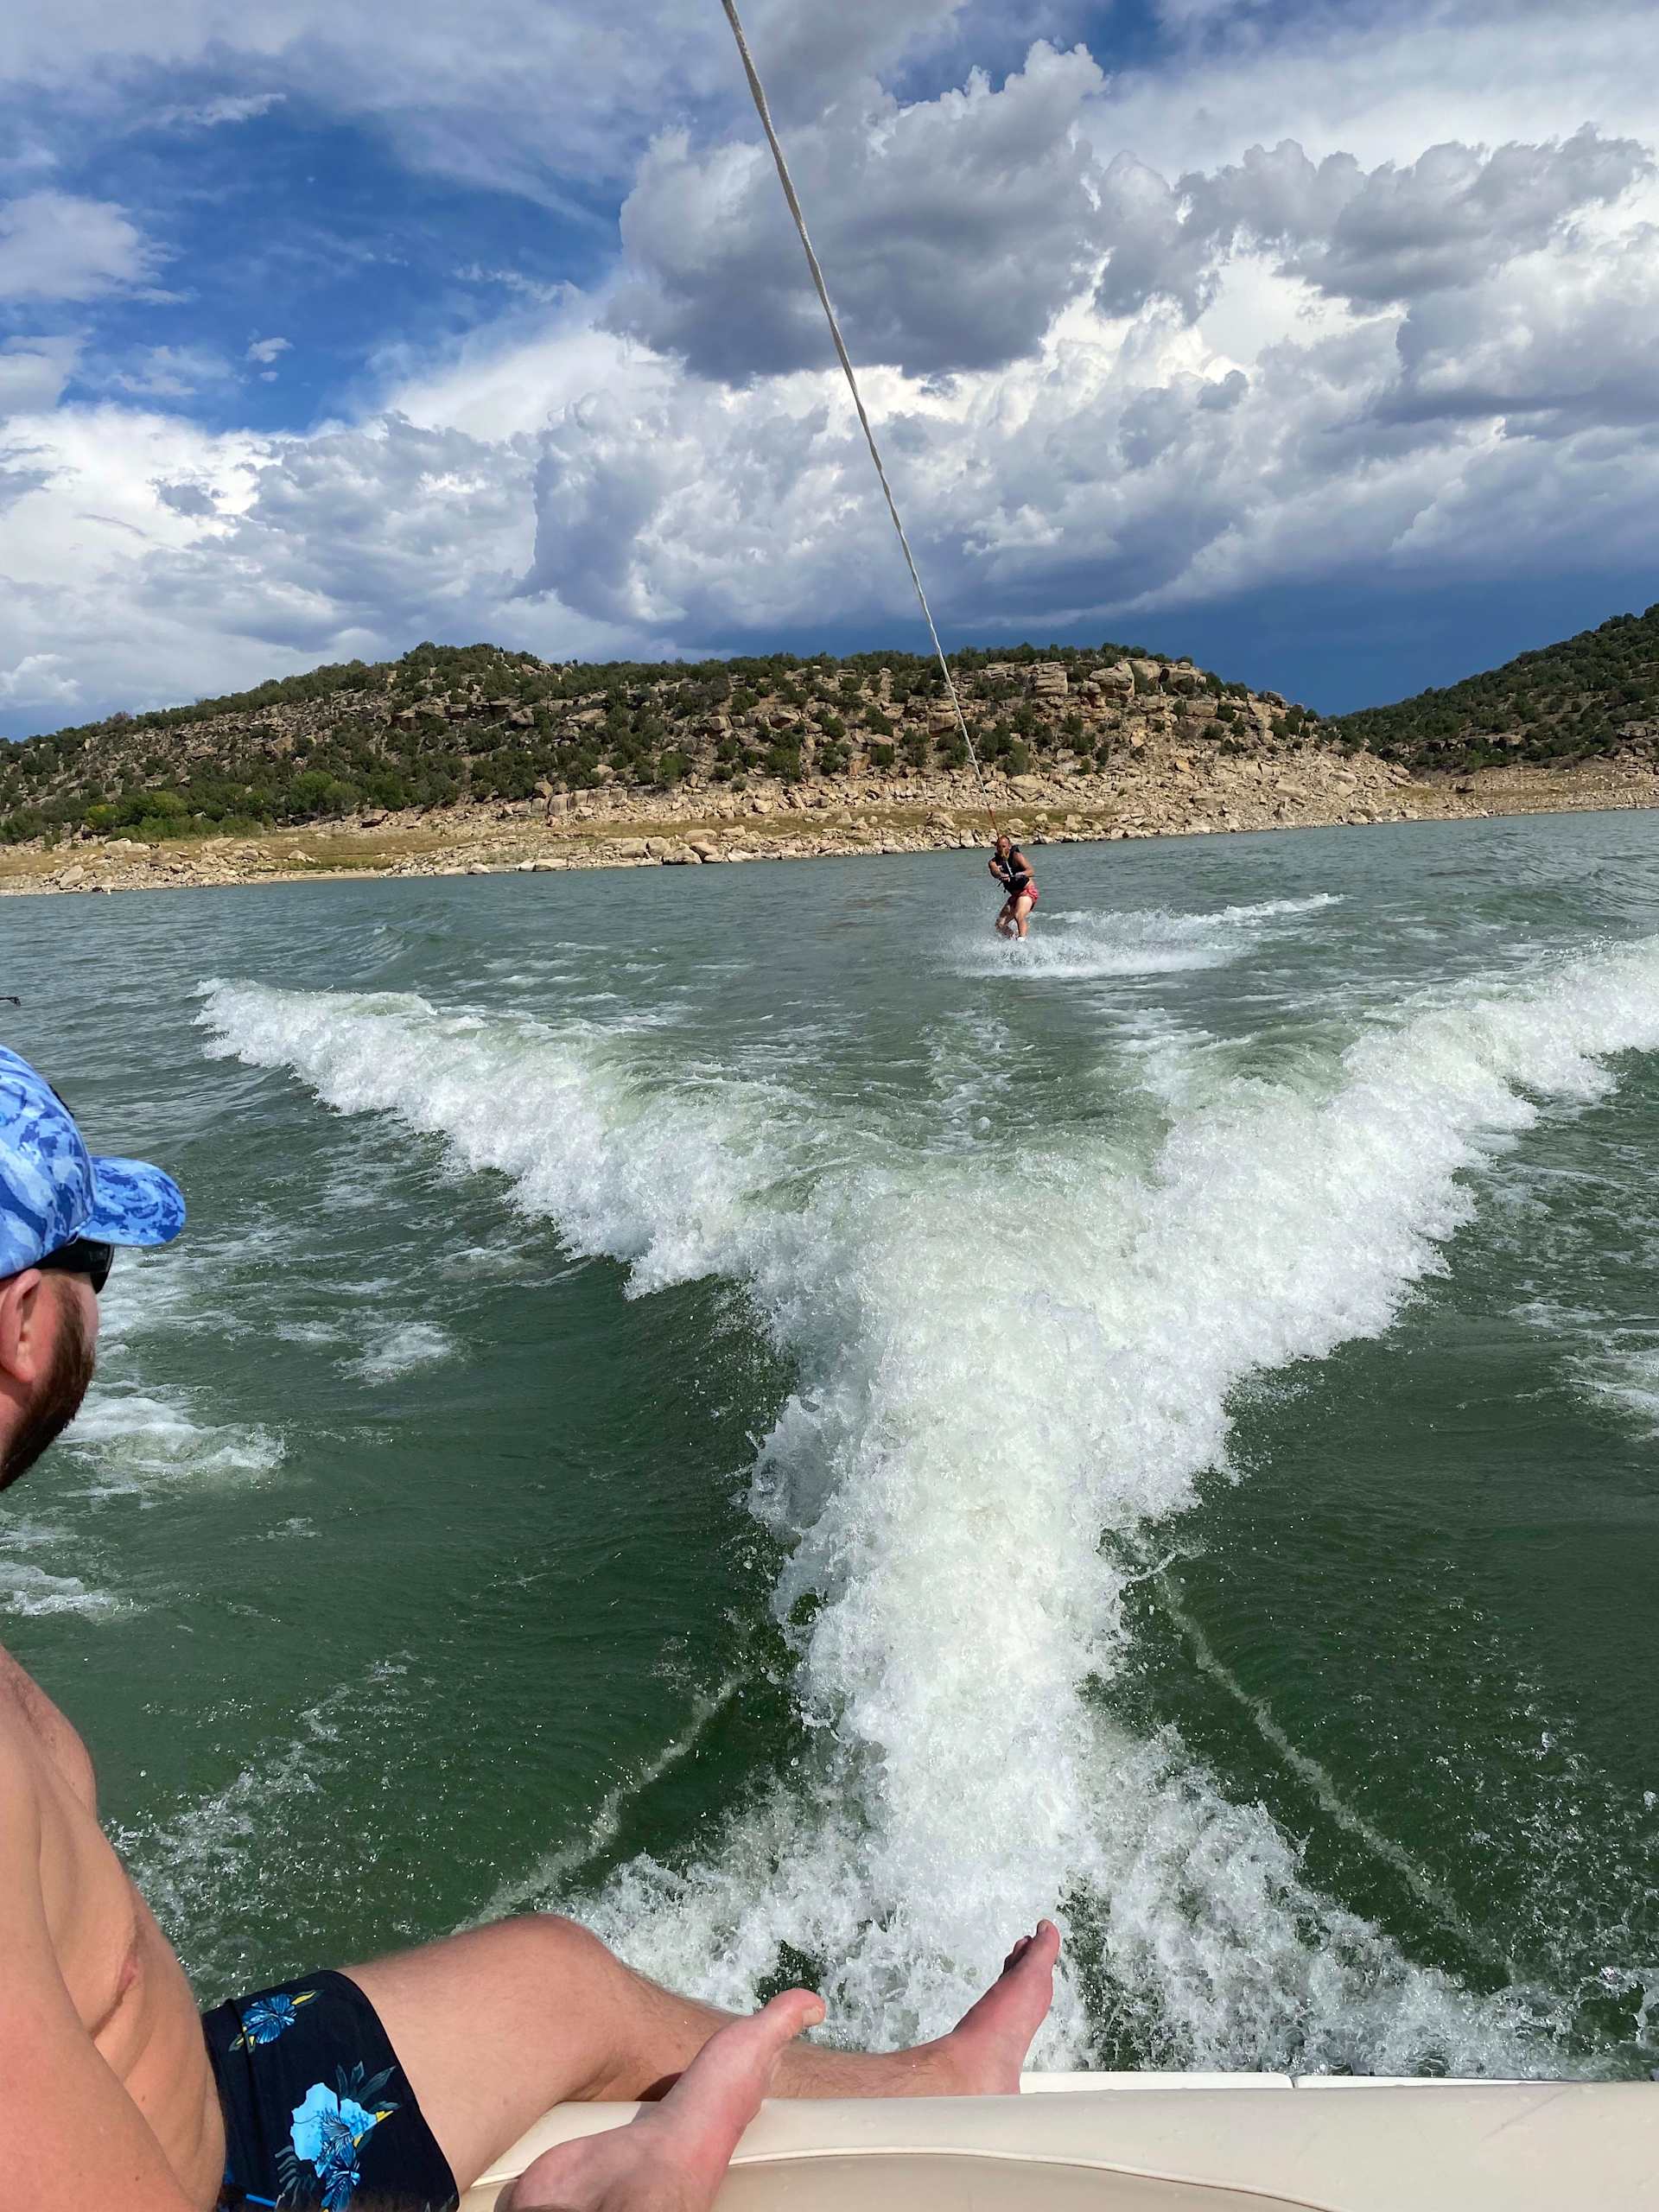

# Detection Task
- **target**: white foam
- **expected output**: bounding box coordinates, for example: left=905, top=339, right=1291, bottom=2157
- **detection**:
left=200, top=986, right=782, bottom=1299
left=948, top=893, right=1342, bottom=981
left=0, top=1560, right=123, bottom=1619
left=197, top=937, right=1659, bottom=2073
left=275, top=1321, right=348, bottom=1347
left=66, top=1389, right=285, bottom=1494
left=344, top=1321, right=459, bottom=1384
left=1571, top=1341, right=1659, bottom=1435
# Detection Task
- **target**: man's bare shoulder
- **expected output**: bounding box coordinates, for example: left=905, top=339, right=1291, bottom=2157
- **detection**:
left=0, top=1640, right=92, bottom=1826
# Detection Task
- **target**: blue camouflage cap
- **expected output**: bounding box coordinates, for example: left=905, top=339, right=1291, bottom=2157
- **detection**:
left=0, top=1046, right=184, bottom=1277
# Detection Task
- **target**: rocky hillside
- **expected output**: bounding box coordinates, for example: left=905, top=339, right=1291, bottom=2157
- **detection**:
left=1328, top=604, right=1659, bottom=769
left=0, top=640, right=1324, bottom=845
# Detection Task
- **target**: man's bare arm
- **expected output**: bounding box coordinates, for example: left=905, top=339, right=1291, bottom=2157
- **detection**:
left=0, top=1757, right=197, bottom=2212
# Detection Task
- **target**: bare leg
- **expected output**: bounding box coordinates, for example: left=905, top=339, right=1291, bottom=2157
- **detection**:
left=346, top=1916, right=1060, bottom=2192
left=1014, top=894, right=1033, bottom=939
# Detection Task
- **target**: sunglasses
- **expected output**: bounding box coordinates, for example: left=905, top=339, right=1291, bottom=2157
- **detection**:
left=39, top=1237, right=115, bottom=1295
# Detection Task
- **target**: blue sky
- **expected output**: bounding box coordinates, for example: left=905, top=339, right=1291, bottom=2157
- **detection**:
left=2, top=0, right=1656, bottom=736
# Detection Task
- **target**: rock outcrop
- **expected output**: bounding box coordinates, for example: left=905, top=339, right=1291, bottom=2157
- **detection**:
left=6, top=633, right=1657, bottom=899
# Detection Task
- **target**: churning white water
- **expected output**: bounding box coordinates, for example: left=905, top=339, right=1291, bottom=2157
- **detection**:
left=199, top=921, right=1659, bottom=2075
left=947, top=893, right=1342, bottom=979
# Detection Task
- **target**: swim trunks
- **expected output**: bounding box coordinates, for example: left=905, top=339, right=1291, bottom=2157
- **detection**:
left=203, top=1969, right=459, bottom=2211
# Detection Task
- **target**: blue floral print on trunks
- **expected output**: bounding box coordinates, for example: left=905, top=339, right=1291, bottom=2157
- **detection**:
left=276, top=2065, right=399, bottom=2210
left=203, top=1970, right=456, bottom=2212
left=230, top=1990, right=319, bottom=2050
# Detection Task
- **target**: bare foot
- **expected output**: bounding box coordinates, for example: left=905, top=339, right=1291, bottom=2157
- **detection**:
left=502, top=1989, right=826, bottom=2212
left=928, top=1921, right=1061, bottom=2095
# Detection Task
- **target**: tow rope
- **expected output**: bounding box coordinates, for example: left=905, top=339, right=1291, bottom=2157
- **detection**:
left=719, top=0, right=999, bottom=837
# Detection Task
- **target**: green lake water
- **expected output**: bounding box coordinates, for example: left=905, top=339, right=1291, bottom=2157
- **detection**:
left=6, top=810, right=1659, bottom=2075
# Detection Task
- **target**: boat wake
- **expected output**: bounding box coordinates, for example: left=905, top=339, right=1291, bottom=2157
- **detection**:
left=947, top=894, right=1341, bottom=981
left=199, top=932, right=1659, bottom=2075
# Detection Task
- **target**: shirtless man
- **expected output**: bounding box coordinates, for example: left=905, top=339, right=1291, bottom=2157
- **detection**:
left=0, top=1045, right=1060, bottom=2212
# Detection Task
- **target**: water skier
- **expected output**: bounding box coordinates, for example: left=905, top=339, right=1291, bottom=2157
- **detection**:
left=990, top=833, right=1039, bottom=938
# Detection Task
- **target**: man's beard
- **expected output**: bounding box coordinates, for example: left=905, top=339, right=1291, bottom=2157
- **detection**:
left=2, top=1297, right=95, bottom=1491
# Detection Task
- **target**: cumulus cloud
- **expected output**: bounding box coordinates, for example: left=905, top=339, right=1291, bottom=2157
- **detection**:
left=526, top=86, right=1659, bottom=645
left=134, top=412, right=536, bottom=651
left=152, top=474, right=219, bottom=516
left=523, top=186, right=1659, bottom=645
left=0, top=333, right=80, bottom=412
left=0, top=390, right=645, bottom=732
left=3, top=0, right=1659, bottom=733
left=610, top=42, right=1105, bottom=381
left=0, top=189, right=159, bottom=302
left=1096, top=127, right=1654, bottom=321
left=0, top=652, right=79, bottom=706
left=519, top=327, right=1325, bottom=635
left=1389, top=226, right=1659, bottom=434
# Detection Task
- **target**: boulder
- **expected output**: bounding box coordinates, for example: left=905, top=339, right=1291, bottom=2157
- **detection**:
left=1030, top=663, right=1069, bottom=696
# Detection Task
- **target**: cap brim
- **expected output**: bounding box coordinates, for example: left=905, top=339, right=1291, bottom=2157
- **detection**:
left=80, top=1155, right=186, bottom=1249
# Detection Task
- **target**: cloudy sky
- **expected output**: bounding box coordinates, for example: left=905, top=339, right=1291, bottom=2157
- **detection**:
left=2, top=0, right=1656, bottom=736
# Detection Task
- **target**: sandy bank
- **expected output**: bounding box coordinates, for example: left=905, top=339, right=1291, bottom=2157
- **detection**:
left=5, top=751, right=1656, bottom=899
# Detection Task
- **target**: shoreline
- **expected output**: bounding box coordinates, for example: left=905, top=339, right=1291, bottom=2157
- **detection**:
left=6, top=753, right=1656, bottom=898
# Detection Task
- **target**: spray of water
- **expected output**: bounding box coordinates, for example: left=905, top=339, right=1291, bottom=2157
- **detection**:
left=199, top=929, right=1659, bottom=2074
